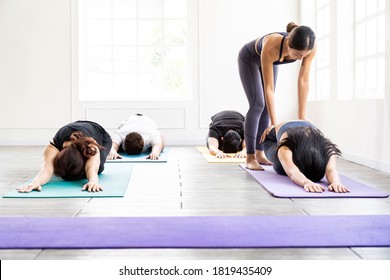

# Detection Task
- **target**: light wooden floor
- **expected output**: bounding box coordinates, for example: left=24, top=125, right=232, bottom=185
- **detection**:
left=1, top=146, right=390, bottom=260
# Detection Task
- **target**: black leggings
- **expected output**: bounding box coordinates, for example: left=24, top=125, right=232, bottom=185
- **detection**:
left=238, top=40, right=279, bottom=154
left=262, top=128, right=285, bottom=175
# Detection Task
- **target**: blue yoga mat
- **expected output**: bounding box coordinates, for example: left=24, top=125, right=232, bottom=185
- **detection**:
left=0, top=215, right=389, bottom=248
left=240, top=164, right=389, bottom=198
left=106, top=147, right=169, bottom=163
left=2, top=163, right=133, bottom=198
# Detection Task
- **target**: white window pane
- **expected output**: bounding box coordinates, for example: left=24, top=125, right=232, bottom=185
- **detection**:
left=113, top=73, right=138, bottom=99
left=113, top=47, right=137, bottom=72
left=317, top=69, right=323, bottom=90
left=378, top=57, right=385, bottom=91
left=378, top=15, right=385, bottom=53
left=366, top=58, right=377, bottom=91
left=88, top=46, right=112, bottom=72
left=87, top=20, right=111, bottom=45
left=139, top=47, right=164, bottom=72
left=316, top=0, right=330, bottom=9
left=113, top=20, right=137, bottom=45
left=355, top=61, right=366, bottom=93
left=366, top=18, right=377, bottom=55
left=323, top=70, right=330, bottom=91
left=164, top=0, right=187, bottom=18
left=323, top=5, right=330, bottom=35
left=139, top=73, right=164, bottom=97
left=355, top=23, right=365, bottom=57
left=317, top=39, right=329, bottom=68
left=113, top=0, right=137, bottom=19
left=87, top=73, right=112, bottom=100
left=165, top=46, right=187, bottom=72
left=323, top=37, right=330, bottom=66
left=139, top=20, right=162, bottom=45
left=317, top=41, right=324, bottom=68
left=317, top=8, right=324, bottom=36
left=164, top=72, right=187, bottom=97
left=366, top=0, right=378, bottom=17
left=86, top=0, right=111, bottom=19
left=355, top=0, right=366, bottom=20
left=164, top=20, right=187, bottom=45
left=319, top=69, right=330, bottom=99
left=139, top=0, right=163, bottom=19
left=378, top=0, right=385, bottom=10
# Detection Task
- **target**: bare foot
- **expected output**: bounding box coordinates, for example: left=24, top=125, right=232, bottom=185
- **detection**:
left=256, top=150, right=273, bottom=165
left=246, top=154, right=264, bottom=171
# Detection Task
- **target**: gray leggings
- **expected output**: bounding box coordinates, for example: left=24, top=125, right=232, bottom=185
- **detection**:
left=238, top=41, right=278, bottom=154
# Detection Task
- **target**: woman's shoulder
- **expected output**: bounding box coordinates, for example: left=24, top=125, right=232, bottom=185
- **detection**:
left=276, top=120, right=316, bottom=138
left=263, top=32, right=287, bottom=43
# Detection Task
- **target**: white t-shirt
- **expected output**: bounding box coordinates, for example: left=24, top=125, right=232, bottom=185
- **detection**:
left=111, top=115, right=162, bottom=152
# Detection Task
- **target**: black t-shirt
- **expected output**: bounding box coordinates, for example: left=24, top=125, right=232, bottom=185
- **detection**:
left=50, top=121, right=112, bottom=173
left=207, top=110, right=245, bottom=149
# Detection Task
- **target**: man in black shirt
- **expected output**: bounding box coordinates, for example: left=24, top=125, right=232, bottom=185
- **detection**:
left=207, top=110, right=247, bottom=158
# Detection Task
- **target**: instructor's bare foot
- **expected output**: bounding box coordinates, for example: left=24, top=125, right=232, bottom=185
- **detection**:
left=246, top=155, right=264, bottom=171
left=256, top=150, right=273, bottom=165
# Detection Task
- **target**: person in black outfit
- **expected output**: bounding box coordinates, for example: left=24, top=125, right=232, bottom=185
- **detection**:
left=18, top=121, right=112, bottom=193
left=207, top=110, right=246, bottom=158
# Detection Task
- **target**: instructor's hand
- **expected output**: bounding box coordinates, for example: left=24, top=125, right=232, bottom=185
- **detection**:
left=260, top=125, right=275, bottom=143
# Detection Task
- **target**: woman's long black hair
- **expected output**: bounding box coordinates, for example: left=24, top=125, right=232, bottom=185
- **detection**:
left=276, top=126, right=341, bottom=182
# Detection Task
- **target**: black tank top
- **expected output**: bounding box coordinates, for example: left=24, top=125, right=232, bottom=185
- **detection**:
left=257, top=32, right=297, bottom=65
left=50, top=120, right=112, bottom=173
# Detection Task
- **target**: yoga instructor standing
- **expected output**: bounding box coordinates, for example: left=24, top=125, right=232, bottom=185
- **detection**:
left=238, top=22, right=316, bottom=170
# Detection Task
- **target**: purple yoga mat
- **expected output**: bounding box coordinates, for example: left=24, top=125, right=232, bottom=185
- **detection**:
left=1, top=215, right=390, bottom=248
left=240, top=164, right=389, bottom=198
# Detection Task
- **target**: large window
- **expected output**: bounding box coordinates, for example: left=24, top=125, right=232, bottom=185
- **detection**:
left=77, top=0, right=193, bottom=101
left=355, top=0, right=385, bottom=99
left=301, top=0, right=386, bottom=101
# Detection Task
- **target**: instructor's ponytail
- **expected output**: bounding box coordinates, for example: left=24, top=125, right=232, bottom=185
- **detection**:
left=286, top=22, right=298, bottom=33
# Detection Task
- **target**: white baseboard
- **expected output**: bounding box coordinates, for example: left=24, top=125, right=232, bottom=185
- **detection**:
left=342, top=152, right=390, bottom=174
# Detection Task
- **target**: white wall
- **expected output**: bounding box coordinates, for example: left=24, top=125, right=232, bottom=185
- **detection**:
left=0, top=0, right=300, bottom=146
left=0, top=0, right=72, bottom=144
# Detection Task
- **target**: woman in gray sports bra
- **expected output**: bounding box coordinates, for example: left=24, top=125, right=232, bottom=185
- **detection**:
left=262, top=120, right=349, bottom=193
left=238, top=22, right=316, bottom=171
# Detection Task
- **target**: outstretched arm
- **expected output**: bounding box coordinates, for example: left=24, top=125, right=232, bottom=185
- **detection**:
left=18, top=144, right=59, bottom=192
left=107, top=142, right=122, bottom=160
left=82, top=146, right=103, bottom=192
left=325, top=155, right=349, bottom=193
left=235, top=140, right=247, bottom=158
left=297, top=46, right=316, bottom=120
left=148, top=134, right=166, bottom=160
left=207, top=137, right=228, bottom=158
left=278, top=147, right=325, bottom=193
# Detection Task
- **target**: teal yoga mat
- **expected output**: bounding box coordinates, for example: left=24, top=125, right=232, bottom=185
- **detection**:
left=106, top=147, right=169, bottom=163
left=3, top=163, right=133, bottom=198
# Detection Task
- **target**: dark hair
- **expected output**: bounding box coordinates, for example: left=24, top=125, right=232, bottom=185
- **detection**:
left=124, top=132, right=144, bottom=155
left=286, top=22, right=316, bottom=51
left=277, top=126, right=341, bottom=182
left=54, top=135, right=102, bottom=181
left=222, top=130, right=241, bottom=153
left=286, top=22, right=298, bottom=33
